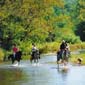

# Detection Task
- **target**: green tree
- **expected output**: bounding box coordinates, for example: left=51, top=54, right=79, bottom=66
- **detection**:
left=75, top=21, right=85, bottom=41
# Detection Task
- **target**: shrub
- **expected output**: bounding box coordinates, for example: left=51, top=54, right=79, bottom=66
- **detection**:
left=62, top=35, right=81, bottom=44
left=0, top=48, right=4, bottom=61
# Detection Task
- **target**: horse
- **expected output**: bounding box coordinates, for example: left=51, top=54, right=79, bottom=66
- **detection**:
left=30, top=49, right=40, bottom=63
left=8, top=51, right=22, bottom=65
left=57, top=48, right=70, bottom=68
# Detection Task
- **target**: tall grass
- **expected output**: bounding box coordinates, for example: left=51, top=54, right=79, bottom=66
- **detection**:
left=0, top=49, right=4, bottom=61
left=70, top=53, right=85, bottom=65
left=70, top=42, right=85, bottom=51
left=37, top=42, right=60, bottom=53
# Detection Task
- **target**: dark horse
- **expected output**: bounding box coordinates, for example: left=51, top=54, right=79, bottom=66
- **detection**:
left=30, top=49, right=40, bottom=63
left=8, top=51, right=22, bottom=64
left=57, top=49, right=70, bottom=67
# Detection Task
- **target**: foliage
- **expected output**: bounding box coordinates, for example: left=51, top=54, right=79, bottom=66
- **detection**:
left=75, top=21, right=85, bottom=41
left=62, top=35, right=81, bottom=44
left=0, top=0, right=84, bottom=51
left=0, top=48, right=4, bottom=60
left=70, top=42, right=85, bottom=51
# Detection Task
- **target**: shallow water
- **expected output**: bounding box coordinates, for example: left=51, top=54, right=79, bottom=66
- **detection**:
left=0, top=55, right=85, bottom=85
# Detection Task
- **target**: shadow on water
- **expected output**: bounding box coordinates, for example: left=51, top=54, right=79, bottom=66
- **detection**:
left=0, top=54, right=85, bottom=85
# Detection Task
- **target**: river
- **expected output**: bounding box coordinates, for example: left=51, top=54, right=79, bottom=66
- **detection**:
left=0, top=54, right=85, bottom=85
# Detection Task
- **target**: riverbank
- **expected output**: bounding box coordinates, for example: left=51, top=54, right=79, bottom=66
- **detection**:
left=70, top=52, right=85, bottom=65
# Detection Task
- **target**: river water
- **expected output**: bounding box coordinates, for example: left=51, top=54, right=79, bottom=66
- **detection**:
left=0, top=54, right=85, bottom=85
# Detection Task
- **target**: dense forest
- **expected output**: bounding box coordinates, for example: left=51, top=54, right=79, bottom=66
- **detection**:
left=0, top=0, right=85, bottom=51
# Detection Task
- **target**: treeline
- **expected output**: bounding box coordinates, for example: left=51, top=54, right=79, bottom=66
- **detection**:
left=0, top=0, right=85, bottom=51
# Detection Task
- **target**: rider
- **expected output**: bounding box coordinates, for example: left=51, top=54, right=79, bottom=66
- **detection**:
left=30, top=43, right=39, bottom=62
left=60, top=40, right=66, bottom=51
left=12, top=44, right=19, bottom=58
left=60, top=40, right=67, bottom=57
left=32, top=43, right=37, bottom=52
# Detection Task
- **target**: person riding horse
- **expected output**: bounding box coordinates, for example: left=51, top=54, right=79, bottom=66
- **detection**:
left=8, top=44, right=22, bottom=65
left=57, top=40, right=70, bottom=65
left=12, top=44, right=19, bottom=58
left=30, top=44, right=40, bottom=63
left=8, top=51, right=22, bottom=64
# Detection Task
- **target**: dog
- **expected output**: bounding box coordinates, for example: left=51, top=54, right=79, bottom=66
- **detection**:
left=77, top=58, right=83, bottom=65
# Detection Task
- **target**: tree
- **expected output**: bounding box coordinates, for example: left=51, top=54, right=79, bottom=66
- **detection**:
left=75, top=21, right=85, bottom=41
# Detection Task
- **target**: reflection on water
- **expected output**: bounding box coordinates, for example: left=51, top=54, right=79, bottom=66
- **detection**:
left=0, top=68, right=27, bottom=85
left=0, top=55, right=85, bottom=85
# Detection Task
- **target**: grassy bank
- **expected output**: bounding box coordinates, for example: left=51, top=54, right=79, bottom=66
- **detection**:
left=70, top=53, right=85, bottom=65
left=37, top=42, right=85, bottom=53
left=70, top=42, right=85, bottom=51
left=0, top=49, right=4, bottom=61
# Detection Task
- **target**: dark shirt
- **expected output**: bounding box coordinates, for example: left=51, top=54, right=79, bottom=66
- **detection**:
left=60, top=42, right=66, bottom=50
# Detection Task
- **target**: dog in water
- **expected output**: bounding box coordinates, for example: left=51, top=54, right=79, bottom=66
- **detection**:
left=77, top=58, right=83, bottom=65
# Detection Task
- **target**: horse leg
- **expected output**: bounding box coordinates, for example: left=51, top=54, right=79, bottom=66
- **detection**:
left=37, top=59, right=38, bottom=63
left=12, top=59, right=15, bottom=64
left=57, top=61, right=59, bottom=69
left=15, top=58, right=19, bottom=65
left=30, top=60, right=32, bottom=63
left=63, top=55, right=68, bottom=66
left=17, top=59, right=20, bottom=65
left=36, top=56, right=38, bottom=63
left=30, top=57, right=33, bottom=63
left=34, top=58, right=36, bottom=63
left=35, top=59, right=38, bottom=63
